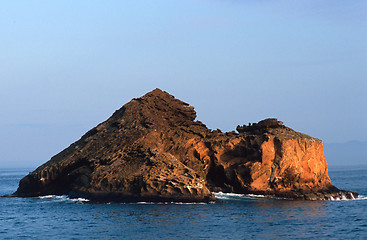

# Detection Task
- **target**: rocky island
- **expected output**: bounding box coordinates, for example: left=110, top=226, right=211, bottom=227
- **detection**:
left=13, top=89, right=358, bottom=202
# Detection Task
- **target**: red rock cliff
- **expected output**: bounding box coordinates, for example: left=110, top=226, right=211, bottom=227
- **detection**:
left=13, top=89, right=357, bottom=202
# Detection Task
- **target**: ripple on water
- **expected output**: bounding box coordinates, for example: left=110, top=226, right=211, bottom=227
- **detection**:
left=1, top=168, right=367, bottom=239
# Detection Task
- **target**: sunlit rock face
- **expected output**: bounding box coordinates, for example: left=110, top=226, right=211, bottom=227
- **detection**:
left=14, top=89, right=357, bottom=202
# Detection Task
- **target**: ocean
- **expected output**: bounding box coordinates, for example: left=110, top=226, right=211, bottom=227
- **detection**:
left=1, top=166, right=366, bottom=239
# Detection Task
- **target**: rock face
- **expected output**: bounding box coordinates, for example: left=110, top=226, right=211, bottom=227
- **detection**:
left=14, top=89, right=358, bottom=202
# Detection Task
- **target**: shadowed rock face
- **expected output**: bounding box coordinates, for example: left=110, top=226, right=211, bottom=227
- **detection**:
left=14, top=89, right=358, bottom=202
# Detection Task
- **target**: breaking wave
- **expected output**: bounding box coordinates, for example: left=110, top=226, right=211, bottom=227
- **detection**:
left=328, top=192, right=367, bottom=201
left=135, top=202, right=210, bottom=205
left=37, top=195, right=90, bottom=203
left=331, top=195, right=367, bottom=201
left=35, top=196, right=211, bottom=205
left=32, top=193, right=367, bottom=204
left=214, top=192, right=367, bottom=201
left=213, top=192, right=265, bottom=201
left=357, top=195, right=367, bottom=200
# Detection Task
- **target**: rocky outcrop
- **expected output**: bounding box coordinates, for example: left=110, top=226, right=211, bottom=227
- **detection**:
left=13, top=89, right=358, bottom=202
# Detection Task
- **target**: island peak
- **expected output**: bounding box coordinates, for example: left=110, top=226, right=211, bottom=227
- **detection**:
left=13, top=89, right=357, bottom=202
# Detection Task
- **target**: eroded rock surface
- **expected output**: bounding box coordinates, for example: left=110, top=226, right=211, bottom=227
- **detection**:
left=14, top=89, right=358, bottom=202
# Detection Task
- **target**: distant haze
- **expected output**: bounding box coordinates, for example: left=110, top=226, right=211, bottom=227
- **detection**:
left=0, top=1, right=366, bottom=167
left=324, top=141, right=367, bottom=166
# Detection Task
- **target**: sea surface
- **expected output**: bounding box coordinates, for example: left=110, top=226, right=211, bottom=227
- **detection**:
left=1, top=166, right=367, bottom=239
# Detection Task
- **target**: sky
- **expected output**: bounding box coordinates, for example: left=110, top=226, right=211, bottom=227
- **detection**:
left=1, top=0, right=366, bottom=167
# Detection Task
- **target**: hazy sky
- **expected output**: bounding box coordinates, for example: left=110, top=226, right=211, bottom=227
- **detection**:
left=1, top=1, right=366, bottom=167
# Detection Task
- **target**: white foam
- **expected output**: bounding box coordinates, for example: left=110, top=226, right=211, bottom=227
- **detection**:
left=37, top=195, right=89, bottom=203
left=135, top=202, right=208, bottom=205
left=213, top=191, right=274, bottom=200
left=72, top=197, right=90, bottom=202
left=213, top=192, right=251, bottom=200
left=247, top=194, right=266, bottom=198
left=214, top=192, right=244, bottom=197
left=356, top=195, right=367, bottom=200
left=39, top=195, right=56, bottom=199
left=215, top=191, right=367, bottom=202
left=172, top=202, right=207, bottom=205
left=328, top=193, right=367, bottom=201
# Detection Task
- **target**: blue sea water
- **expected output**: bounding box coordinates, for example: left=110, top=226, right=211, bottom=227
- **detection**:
left=1, top=167, right=367, bottom=239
